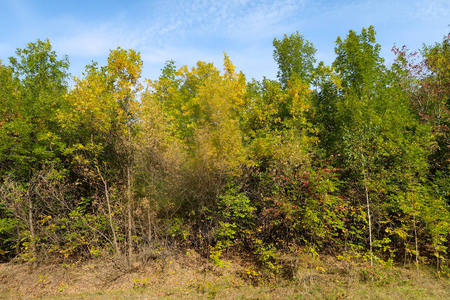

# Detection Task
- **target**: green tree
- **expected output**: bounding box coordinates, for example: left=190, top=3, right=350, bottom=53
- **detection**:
left=0, top=39, right=69, bottom=179
left=0, top=61, right=19, bottom=174
left=273, top=32, right=317, bottom=87
left=394, top=33, right=450, bottom=204
left=392, top=32, right=450, bottom=271
left=330, top=26, right=434, bottom=266
left=0, top=39, right=70, bottom=261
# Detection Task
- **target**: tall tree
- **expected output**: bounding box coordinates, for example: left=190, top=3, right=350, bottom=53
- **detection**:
left=392, top=32, right=450, bottom=270
left=107, top=47, right=143, bottom=263
left=273, top=32, right=317, bottom=87
left=0, top=39, right=69, bottom=179
left=0, top=39, right=70, bottom=260
left=59, top=48, right=142, bottom=262
left=394, top=33, right=450, bottom=203
left=329, top=26, right=433, bottom=265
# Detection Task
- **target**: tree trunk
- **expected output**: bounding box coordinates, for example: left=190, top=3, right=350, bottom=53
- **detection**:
left=362, top=165, right=373, bottom=267
left=410, top=188, right=420, bottom=276
left=97, top=166, right=121, bottom=257
left=408, top=168, right=420, bottom=276
left=127, top=164, right=132, bottom=265
left=126, top=124, right=133, bottom=266
left=27, top=187, right=36, bottom=262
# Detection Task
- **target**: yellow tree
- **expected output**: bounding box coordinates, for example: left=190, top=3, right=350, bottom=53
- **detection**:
left=59, top=48, right=142, bottom=262
left=148, top=53, right=248, bottom=181
left=141, top=55, right=248, bottom=254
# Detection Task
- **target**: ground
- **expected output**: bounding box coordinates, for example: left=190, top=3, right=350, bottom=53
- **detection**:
left=0, top=251, right=449, bottom=299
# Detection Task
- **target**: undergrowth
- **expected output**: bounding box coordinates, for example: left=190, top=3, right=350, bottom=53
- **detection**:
left=0, top=250, right=449, bottom=300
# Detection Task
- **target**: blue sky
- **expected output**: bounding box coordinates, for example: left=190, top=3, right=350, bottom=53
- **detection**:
left=1, top=0, right=449, bottom=82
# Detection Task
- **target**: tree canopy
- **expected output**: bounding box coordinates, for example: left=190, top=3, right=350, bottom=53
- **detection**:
left=0, top=29, right=449, bottom=276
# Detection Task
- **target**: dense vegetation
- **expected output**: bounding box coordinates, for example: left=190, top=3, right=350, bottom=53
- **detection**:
left=0, top=26, right=449, bottom=279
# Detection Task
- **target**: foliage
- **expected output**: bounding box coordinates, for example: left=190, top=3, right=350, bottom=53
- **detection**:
left=273, top=31, right=317, bottom=87
left=0, top=30, right=448, bottom=275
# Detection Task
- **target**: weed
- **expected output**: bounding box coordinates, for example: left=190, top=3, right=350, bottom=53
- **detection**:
left=38, top=274, right=49, bottom=286
left=57, top=281, right=68, bottom=293
left=133, top=277, right=150, bottom=289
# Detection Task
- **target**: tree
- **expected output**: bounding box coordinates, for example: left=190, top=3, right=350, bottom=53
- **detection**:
left=394, top=33, right=450, bottom=204
left=0, top=39, right=70, bottom=261
left=147, top=54, right=248, bottom=185
left=140, top=55, right=250, bottom=257
left=392, top=32, right=450, bottom=271
left=0, top=61, right=19, bottom=174
left=59, top=48, right=143, bottom=263
left=0, top=39, right=69, bottom=179
left=273, top=32, right=317, bottom=87
left=330, top=26, right=434, bottom=266
left=107, top=47, right=143, bottom=263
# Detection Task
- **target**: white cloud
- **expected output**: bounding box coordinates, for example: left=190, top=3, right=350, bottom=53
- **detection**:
left=141, top=43, right=224, bottom=67
left=3, top=0, right=447, bottom=81
left=409, top=0, right=450, bottom=20
left=57, top=27, right=116, bottom=57
left=136, top=0, right=306, bottom=41
left=51, top=15, right=145, bottom=59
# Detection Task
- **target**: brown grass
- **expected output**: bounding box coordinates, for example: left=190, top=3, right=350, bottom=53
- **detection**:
left=0, top=251, right=448, bottom=299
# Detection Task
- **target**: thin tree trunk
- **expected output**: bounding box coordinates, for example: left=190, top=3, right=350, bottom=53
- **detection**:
left=413, top=211, right=419, bottom=273
left=126, top=124, right=133, bottom=266
left=97, top=166, right=121, bottom=257
left=127, top=164, right=132, bottom=265
left=435, top=234, right=440, bottom=274
left=362, top=166, right=373, bottom=267
left=408, top=169, right=419, bottom=276
left=148, top=211, right=152, bottom=244
left=411, top=191, right=420, bottom=275
left=27, top=188, right=36, bottom=262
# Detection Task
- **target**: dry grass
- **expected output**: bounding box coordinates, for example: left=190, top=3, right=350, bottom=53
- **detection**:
left=0, top=251, right=448, bottom=299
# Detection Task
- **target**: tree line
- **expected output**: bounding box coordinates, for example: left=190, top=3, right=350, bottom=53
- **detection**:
left=0, top=26, right=449, bottom=276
